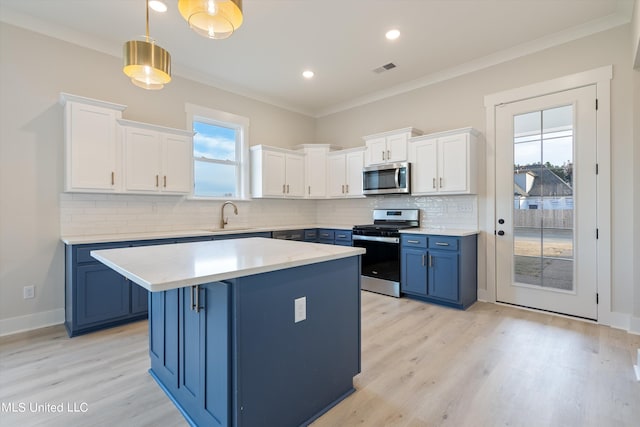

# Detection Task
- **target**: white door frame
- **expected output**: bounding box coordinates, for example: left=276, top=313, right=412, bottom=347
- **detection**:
left=483, top=65, right=613, bottom=325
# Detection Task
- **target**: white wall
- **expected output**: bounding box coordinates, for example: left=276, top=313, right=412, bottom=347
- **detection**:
left=315, top=25, right=636, bottom=324
left=0, top=22, right=315, bottom=334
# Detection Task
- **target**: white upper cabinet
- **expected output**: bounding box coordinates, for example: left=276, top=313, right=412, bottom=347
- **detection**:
left=60, top=93, right=126, bottom=192
left=250, top=146, right=305, bottom=198
left=119, top=119, right=193, bottom=194
left=295, top=144, right=342, bottom=199
left=409, top=128, right=480, bottom=195
left=363, top=127, right=422, bottom=166
left=327, top=147, right=365, bottom=198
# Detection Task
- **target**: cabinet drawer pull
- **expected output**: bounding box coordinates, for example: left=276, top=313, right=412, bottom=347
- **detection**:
left=337, top=234, right=346, bottom=238
left=321, top=233, right=329, bottom=237
left=407, top=239, right=420, bottom=244
left=435, top=242, right=450, bottom=246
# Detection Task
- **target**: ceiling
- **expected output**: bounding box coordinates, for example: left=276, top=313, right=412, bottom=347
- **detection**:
left=0, top=0, right=634, bottom=117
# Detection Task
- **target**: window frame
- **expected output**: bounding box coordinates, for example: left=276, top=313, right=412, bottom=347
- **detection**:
left=185, top=103, right=250, bottom=200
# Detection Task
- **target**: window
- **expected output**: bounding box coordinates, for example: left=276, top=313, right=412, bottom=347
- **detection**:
left=186, top=104, right=249, bottom=199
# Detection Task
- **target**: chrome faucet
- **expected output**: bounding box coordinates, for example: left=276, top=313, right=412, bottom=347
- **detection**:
left=220, top=201, right=238, bottom=229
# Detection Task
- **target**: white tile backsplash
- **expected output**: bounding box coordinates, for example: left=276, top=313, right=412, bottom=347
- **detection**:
left=60, top=193, right=478, bottom=236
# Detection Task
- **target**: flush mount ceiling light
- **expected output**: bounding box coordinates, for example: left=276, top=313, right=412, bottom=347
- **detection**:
left=148, top=1, right=168, bottom=13
left=123, top=0, right=171, bottom=90
left=385, top=29, right=400, bottom=40
left=302, top=70, right=314, bottom=79
left=178, top=0, right=243, bottom=39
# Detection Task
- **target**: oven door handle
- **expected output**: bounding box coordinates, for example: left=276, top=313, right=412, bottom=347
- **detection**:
left=352, top=235, right=399, bottom=244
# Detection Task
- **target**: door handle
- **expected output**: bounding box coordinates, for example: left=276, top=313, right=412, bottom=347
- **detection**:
left=497, top=230, right=505, bottom=236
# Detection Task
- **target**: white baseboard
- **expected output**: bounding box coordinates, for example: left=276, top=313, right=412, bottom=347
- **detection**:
left=0, top=309, right=65, bottom=337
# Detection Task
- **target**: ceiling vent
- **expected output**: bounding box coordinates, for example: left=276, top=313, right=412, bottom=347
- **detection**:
left=373, top=62, right=397, bottom=74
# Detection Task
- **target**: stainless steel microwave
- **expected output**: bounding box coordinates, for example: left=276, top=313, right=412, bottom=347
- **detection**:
left=362, top=162, right=410, bottom=195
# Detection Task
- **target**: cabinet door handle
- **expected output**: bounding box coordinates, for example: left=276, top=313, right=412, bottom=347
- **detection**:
left=440, top=177, right=443, bottom=188
left=283, top=184, right=286, bottom=194
left=111, top=171, right=115, bottom=186
left=407, top=239, right=420, bottom=244
left=190, top=285, right=201, bottom=313
left=156, top=175, right=159, bottom=187
left=163, top=176, right=167, bottom=188
left=382, top=151, right=386, bottom=161
left=421, top=254, right=426, bottom=266
left=308, top=186, right=311, bottom=195
left=341, top=184, right=345, bottom=194
left=432, top=178, right=436, bottom=189
left=345, top=184, right=349, bottom=193
left=429, top=254, right=433, bottom=267
left=435, top=242, right=449, bottom=246
left=287, top=184, right=290, bottom=194
left=387, top=149, right=391, bottom=160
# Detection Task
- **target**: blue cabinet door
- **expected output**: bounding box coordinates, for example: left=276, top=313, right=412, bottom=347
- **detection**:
left=401, top=248, right=427, bottom=295
left=130, top=283, right=149, bottom=315
left=149, top=289, right=179, bottom=389
left=175, top=284, right=230, bottom=427
left=76, top=264, right=129, bottom=327
left=428, top=251, right=459, bottom=302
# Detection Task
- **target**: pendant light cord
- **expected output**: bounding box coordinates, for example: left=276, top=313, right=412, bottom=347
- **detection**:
left=145, top=0, right=150, bottom=42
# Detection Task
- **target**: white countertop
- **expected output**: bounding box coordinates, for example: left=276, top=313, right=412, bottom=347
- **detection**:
left=400, top=228, right=479, bottom=237
left=61, top=224, right=354, bottom=245
left=91, top=237, right=365, bottom=292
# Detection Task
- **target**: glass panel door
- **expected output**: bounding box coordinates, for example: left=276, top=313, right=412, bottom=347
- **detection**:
left=495, top=85, right=597, bottom=320
left=513, top=105, right=574, bottom=291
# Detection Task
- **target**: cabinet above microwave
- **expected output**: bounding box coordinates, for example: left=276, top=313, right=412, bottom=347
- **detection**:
left=363, top=127, right=422, bottom=166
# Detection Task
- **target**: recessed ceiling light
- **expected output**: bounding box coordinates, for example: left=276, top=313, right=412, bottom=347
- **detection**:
left=302, top=70, right=315, bottom=79
left=385, top=29, right=400, bottom=40
left=148, top=1, right=168, bottom=13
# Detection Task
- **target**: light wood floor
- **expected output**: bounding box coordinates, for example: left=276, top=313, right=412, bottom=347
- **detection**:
left=1, top=293, right=639, bottom=426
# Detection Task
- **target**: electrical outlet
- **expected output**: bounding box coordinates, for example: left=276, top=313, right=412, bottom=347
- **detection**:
left=23, top=285, right=35, bottom=299
left=294, top=297, right=306, bottom=323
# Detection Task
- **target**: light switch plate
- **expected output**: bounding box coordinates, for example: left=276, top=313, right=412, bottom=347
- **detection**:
left=294, top=297, right=306, bottom=323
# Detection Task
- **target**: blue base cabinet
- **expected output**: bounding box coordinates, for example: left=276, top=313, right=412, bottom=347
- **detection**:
left=401, top=234, right=477, bottom=309
left=65, top=235, right=215, bottom=337
left=149, top=256, right=361, bottom=427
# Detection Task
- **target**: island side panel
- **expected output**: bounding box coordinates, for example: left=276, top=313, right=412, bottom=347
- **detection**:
left=232, top=256, right=361, bottom=427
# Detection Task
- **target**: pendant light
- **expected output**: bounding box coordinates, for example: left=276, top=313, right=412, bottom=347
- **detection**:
left=178, top=0, right=243, bottom=40
left=123, top=1, right=171, bottom=90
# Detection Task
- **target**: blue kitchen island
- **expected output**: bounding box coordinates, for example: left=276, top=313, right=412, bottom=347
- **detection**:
left=92, top=238, right=365, bottom=427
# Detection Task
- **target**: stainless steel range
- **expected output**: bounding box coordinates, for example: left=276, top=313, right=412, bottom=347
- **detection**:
left=352, top=209, right=419, bottom=297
